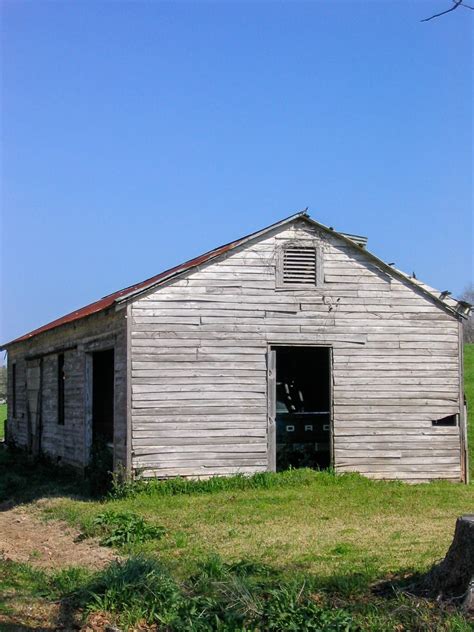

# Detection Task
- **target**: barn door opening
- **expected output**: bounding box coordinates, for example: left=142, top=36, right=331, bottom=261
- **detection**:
left=92, top=349, right=115, bottom=449
left=269, top=346, right=331, bottom=472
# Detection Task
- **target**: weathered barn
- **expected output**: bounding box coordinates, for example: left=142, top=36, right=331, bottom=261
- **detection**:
left=2, top=212, right=471, bottom=482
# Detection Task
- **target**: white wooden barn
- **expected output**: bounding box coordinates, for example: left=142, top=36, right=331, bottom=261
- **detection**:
left=2, top=212, right=471, bottom=482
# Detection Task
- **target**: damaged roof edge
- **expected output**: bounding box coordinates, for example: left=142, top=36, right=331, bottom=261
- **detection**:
left=340, top=232, right=368, bottom=248
left=1, top=209, right=470, bottom=349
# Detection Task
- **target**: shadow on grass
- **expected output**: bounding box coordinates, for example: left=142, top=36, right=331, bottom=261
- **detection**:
left=0, top=444, right=89, bottom=510
left=58, top=557, right=474, bottom=631
left=2, top=553, right=471, bottom=631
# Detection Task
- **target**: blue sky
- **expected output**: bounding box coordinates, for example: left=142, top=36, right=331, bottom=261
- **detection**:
left=1, top=1, right=472, bottom=346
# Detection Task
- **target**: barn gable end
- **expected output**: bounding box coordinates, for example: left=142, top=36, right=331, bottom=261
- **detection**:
left=129, top=217, right=467, bottom=482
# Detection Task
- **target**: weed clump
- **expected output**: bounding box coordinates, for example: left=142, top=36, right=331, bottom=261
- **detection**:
left=92, top=511, right=166, bottom=547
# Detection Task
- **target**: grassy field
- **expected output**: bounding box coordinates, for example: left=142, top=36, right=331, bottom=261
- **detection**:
left=0, top=403, right=6, bottom=441
left=0, top=345, right=473, bottom=631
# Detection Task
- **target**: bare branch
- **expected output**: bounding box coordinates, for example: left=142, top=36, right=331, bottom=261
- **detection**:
left=421, top=0, right=465, bottom=22
left=455, top=0, right=474, bottom=8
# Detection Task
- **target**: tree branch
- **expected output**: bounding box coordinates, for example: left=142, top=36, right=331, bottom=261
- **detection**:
left=421, top=0, right=466, bottom=22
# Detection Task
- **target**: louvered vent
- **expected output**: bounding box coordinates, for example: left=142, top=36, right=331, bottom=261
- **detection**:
left=283, top=247, right=317, bottom=285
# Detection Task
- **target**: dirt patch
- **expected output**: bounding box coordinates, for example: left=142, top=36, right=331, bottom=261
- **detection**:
left=0, top=504, right=118, bottom=570
left=0, top=598, right=67, bottom=631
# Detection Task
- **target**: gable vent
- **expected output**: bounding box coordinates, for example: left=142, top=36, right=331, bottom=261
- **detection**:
left=283, top=246, right=317, bottom=285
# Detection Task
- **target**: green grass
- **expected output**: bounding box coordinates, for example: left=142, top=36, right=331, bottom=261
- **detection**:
left=0, top=345, right=473, bottom=630
left=0, top=403, right=6, bottom=441
left=38, top=465, right=474, bottom=629
left=47, top=471, right=473, bottom=579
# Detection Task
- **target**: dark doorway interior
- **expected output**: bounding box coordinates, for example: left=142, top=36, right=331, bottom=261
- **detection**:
left=274, top=346, right=331, bottom=471
left=92, top=349, right=115, bottom=446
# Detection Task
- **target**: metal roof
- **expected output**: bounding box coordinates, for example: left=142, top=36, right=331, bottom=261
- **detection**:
left=2, top=211, right=470, bottom=349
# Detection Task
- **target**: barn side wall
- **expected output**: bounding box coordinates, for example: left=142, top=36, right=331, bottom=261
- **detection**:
left=129, top=219, right=463, bottom=482
left=6, top=310, right=127, bottom=470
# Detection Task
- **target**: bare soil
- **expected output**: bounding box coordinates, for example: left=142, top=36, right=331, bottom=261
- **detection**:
left=0, top=599, right=69, bottom=631
left=0, top=502, right=118, bottom=570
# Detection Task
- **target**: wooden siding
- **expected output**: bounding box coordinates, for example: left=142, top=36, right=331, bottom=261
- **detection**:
left=130, top=219, right=463, bottom=482
left=6, top=310, right=127, bottom=469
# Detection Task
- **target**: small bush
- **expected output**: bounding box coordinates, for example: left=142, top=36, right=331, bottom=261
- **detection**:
left=92, top=510, right=166, bottom=547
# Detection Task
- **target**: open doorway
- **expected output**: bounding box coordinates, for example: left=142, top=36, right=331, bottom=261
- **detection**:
left=272, top=346, right=331, bottom=471
left=92, top=349, right=115, bottom=447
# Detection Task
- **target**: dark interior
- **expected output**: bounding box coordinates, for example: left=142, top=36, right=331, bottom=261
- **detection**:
left=275, top=346, right=331, bottom=471
left=92, top=349, right=115, bottom=445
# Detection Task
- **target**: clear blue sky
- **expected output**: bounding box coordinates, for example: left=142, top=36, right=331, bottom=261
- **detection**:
left=1, top=1, right=472, bottom=347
